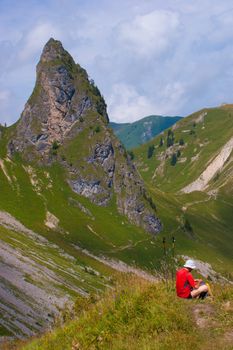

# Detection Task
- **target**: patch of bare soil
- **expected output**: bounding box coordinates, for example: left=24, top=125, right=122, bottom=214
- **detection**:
left=192, top=303, right=216, bottom=329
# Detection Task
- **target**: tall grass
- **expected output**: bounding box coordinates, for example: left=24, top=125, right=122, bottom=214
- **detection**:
left=4, top=274, right=233, bottom=350
left=18, top=275, right=201, bottom=350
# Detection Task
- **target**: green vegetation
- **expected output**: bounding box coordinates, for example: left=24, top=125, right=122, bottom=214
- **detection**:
left=170, top=153, right=177, bottom=166
left=179, top=138, right=185, bottom=146
left=109, top=115, right=181, bottom=149
left=132, top=106, right=233, bottom=276
left=9, top=274, right=233, bottom=350
left=159, top=137, right=163, bottom=147
left=166, top=129, right=175, bottom=148
left=147, top=144, right=155, bottom=159
left=52, top=141, right=59, bottom=150
left=1, top=38, right=233, bottom=346
left=127, top=150, right=135, bottom=160
left=28, top=74, right=42, bottom=105
left=94, top=125, right=101, bottom=133
left=51, top=140, right=60, bottom=156
left=182, top=218, right=193, bottom=234
left=134, top=106, right=233, bottom=192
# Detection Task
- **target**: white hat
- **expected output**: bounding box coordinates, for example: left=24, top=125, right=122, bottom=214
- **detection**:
left=184, top=259, right=196, bottom=269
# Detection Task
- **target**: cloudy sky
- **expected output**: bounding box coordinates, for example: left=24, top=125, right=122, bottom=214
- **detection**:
left=1, top=0, right=233, bottom=125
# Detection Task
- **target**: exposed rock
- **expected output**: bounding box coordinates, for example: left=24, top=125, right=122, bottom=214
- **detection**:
left=68, top=198, right=94, bottom=219
left=141, top=121, right=153, bottom=143
left=69, top=178, right=110, bottom=206
left=44, top=211, right=59, bottom=230
left=191, top=154, right=199, bottom=162
left=7, top=38, right=161, bottom=235
left=195, top=111, right=207, bottom=124
left=182, top=136, right=233, bottom=193
left=178, top=157, right=187, bottom=163
left=0, top=210, right=97, bottom=338
left=8, top=38, right=108, bottom=160
left=0, top=158, right=12, bottom=183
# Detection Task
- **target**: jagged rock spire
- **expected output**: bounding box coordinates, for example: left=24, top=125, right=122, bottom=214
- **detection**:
left=40, top=38, right=66, bottom=63
left=9, top=38, right=108, bottom=159
left=7, top=39, right=161, bottom=235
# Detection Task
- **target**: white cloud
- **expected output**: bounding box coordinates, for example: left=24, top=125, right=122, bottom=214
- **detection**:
left=0, top=89, right=10, bottom=102
left=0, top=89, right=12, bottom=125
left=108, top=83, right=158, bottom=122
left=160, top=82, right=186, bottom=111
left=1, top=1, right=233, bottom=125
left=117, top=10, right=180, bottom=57
left=19, top=22, right=62, bottom=62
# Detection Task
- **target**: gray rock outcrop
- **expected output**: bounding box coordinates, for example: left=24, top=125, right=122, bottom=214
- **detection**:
left=8, top=38, right=162, bottom=235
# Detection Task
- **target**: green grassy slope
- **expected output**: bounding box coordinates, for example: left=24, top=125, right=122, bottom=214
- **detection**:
left=1, top=105, right=233, bottom=340
left=11, top=275, right=233, bottom=350
left=109, top=115, right=181, bottom=149
left=0, top=107, right=232, bottom=282
left=0, top=122, right=166, bottom=338
left=134, top=106, right=233, bottom=192
left=0, top=155, right=165, bottom=267
left=133, top=105, right=233, bottom=276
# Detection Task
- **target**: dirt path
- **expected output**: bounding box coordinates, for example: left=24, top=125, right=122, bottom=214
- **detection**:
left=73, top=245, right=158, bottom=282
left=192, top=301, right=233, bottom=349
left=181, top=195, right=213, bottom=211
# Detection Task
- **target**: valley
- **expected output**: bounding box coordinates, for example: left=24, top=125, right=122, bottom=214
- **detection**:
left=0, top=39, right=232, bottom=345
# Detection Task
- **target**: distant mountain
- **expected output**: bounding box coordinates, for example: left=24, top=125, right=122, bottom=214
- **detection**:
left=109, top=121, right=130, bottom=133
left=109, top=115, right=182, bottom=149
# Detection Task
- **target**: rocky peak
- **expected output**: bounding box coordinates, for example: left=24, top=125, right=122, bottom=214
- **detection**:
left=8, top=39, right=161, bottom=235
left=9, top=38, right=108, bottom=160
left=40, top=38, right=68, bottom=64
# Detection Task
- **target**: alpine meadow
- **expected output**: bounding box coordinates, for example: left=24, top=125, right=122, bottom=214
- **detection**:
left=0, top=33, right=232, bottom=350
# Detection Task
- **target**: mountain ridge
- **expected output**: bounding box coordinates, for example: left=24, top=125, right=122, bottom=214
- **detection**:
left=110, top=115, right=182, bottom=149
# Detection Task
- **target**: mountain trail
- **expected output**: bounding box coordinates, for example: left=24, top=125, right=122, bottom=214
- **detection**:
left=87, top=225, right=116, bottom=248
left=181, top=195, right=213, bottom=211
left=192, top=303, right=216, bottom=329
left=109, top=238, right=149, bottom=252
left=74, top=245, right=158, bottom=282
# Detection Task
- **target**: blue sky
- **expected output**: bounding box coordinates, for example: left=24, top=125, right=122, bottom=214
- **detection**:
left=1, top=0, right=233, bottom=125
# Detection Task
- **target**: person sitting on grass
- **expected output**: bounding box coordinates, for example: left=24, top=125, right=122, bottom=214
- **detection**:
left=176, top=259, right=209, bottom=299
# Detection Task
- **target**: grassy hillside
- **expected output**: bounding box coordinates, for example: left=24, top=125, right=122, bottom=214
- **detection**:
left=1, top=105, right=233, bottom=341
left=109, top=115, right=181, bottom=149
left=134, top=106, right=233, bottom=192
left=132, top=105, right=233, bottom=278
left=7, top=274, right=233, bottom=350
left=0, top=123, right=163, bottom=337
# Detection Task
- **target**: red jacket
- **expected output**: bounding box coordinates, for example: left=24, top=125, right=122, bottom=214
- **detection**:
left=176, top=268, right=195, bottom=298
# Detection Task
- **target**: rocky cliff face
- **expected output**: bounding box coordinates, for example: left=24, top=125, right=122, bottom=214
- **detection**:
left=9, top=38, right=108, bottom=160
left=8, top=38, right=161, bottom=234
